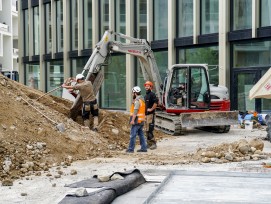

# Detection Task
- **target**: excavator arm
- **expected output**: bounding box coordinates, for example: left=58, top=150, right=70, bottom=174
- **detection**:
left=69, top=30, right=163, bottom=119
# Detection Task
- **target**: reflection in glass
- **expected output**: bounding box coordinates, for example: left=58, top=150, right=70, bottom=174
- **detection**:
left=71, top=57, right=89, bottom=77
left=23, top=9, right=29, bottom=56
left=26, top=64, right=40, bottom=89
left=233, top=40, right=271, bottom=68
left=178, top=46, right=218, bottom=85
left=154, top=0, right=168, bottom=40
left=233, top=0, right=252, bottom=30
left=71, top=0, right=78, bottom=50
left=201, top=0, right=218, bottom=34
left=101, top=55, right=126, bottom=109
left=237, top=73, right=255, bottom=112
left=136, top=0, right=147, bottom=39
left=261, top=0, right=271, bottom=27
left=177, top=0, right=193, bottom=37
left=100, top=0, right=109, bottom=38
left=45, top=3, right=52, bottom=54
left=33, top=6, right=39, bottom=55
left=153, top=50, right=168, bottom=80
left=56, top=0, right=63, bottom=52
left=83, top=0, right=92, bottom=49
left=46, top=60, right=64, bottom=97
left=115, top=0, right=125, bottom=42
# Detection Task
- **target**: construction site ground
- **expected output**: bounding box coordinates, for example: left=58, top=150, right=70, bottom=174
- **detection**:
left=1, top=74, right=271, bottom=203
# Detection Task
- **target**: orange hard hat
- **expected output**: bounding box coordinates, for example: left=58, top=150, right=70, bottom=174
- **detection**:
left=144, top=81, right=153, bottom=87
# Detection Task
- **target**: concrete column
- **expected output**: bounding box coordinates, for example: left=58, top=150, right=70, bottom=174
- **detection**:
left=109, top=0, right=115, bottom=31
left=92, top=0, right=99, bottom=46
left=28, top=0, right=33, bottom=59
left=147, top=0, right=153, bottom=42
left=125, top=0, right=135, bottom=111
left=18, top=0, right=24, bottom=83
left=39, top=0, right=45, bottom=91
left=168, top=0, right=176, bottom=68
left=78, top=0, right=83, bottom=55
left=63, top=0, right=70, bottom=79
left=218, top=0, right=230, bottom=87
left=252, top=0, right=259, bottom=38
left=193, top=0, right=200, bottom=44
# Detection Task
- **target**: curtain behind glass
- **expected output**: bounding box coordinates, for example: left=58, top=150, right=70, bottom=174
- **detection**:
left=23, top=9, right=29, bottom=56
left=33, top=6, right=39, bottom=55
left=56, top=0, right=63, bottom=52
left=201, top=0, right=218, bottom=34
left=45, top=3, right=52, bottom=54
left=136, top=0, right=147, bottom=39
left=154, top=0, right=168, bottom=40
left=261, top=0, right=271, bottom=27
left=177, top=0, right=193, bottom=37
left=71, top=0, right=78, bottom=50
left=26, top=64, right=40, bottom=89
left=233, top=0, right=252, bottom=30
left=100, top=0, right=109, bottom=38
left=83, top=0, right=92, bottom=49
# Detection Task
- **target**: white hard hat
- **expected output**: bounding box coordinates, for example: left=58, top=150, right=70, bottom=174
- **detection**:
left=76, top=74, right=85, bottom=81
left=132, top=86, right=141, bottom=93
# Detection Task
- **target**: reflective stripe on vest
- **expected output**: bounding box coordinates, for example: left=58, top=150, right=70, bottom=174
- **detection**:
left=130, top=99, right=146, bottom=123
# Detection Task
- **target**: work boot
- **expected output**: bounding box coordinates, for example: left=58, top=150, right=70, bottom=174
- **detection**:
left=149, top=143, right=157, bottom=150
left=84, top=119, right=90, bottom=128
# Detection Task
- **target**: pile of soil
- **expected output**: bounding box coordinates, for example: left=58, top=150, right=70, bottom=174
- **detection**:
left=0, top=75, right=165, bottom=181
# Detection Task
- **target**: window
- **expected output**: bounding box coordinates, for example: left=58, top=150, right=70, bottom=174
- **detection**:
left=154, top=0, right=168, bottom=40
left=115, top=0, right=125, bottom=42
left=201, top=0, right=218, bottom=34
left=101, top=55, right=126, bottom=109
left=71, top=0, right=78, bottom=50
left=154, top=50, right=168, bottom=80
left=23, top=9, right=29, bottom=56
left=45, top=3, right=52, bottom=54
left=56, top=0, right=63, bottom=52
left=33, top=6, right=39, bottom=55
left=25, top=63, right=40, bottom=89
left=71, top=57, right=89, bottom=77
left=46, top=60, right=64, bottom=97
left=135, top=0, right=147, bottom=39
left=177, top=0, right=193, bottom=37
left=100, top=0, right=109, bottom=38
left=233, top=40, right=271, bottom=68
left=261, top=0, right=271, bottom=27
left=83, top=0, right=92, bottom=49
left=233, top=0, right=252, bottom=30
left=178, top=46, right=219, bottom=85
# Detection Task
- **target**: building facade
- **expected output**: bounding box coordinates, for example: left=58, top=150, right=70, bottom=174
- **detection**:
left=0, top=0, right=19, bottom=80
left=18, top=0, right=271, bottom=113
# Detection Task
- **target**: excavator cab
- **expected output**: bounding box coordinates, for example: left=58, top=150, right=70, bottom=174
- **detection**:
left=165, top=64, right=211, bottom=114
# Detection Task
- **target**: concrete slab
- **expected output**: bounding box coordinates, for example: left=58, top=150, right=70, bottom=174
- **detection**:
left=145, top=171, right=271, bottom=204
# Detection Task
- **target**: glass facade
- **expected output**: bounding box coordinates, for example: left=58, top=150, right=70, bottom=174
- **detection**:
left=56, top=0, right=63, bottom=52
left=100, top=0, right=109, bottom=37
left=178, top=46, right=219, bottom=85
left=46, top=60, right=64, bottom=97
left=45, top=3, right=52, bottom=54
left=177, top=0, right=193, bottom=37
left=154, top=0, right=168, bottom=40
left=233, top=0, right=252, bottom=30
left=83, top=0, right=92, bottom=49
left=71, top=0, right=78, bottom=50
left=115, top=0, right=125, bottom=42
left=233, top=40, right=271, bottom=68
left=33, top=6, right=39, bottom=55
left=201, top=0, right=218, bottom=34
left=23, top=9, right=29, bottom=56
left=153, top=50, right=168, bottom=80
left=101, top=55, right=126, bottom=109
left=261, top=0, right=271, bottom=27
left=136, top=0, right=147, bottom=39
left=71, top=57, right=88, bottom=77
left=25, top=64, right=40, bottom=89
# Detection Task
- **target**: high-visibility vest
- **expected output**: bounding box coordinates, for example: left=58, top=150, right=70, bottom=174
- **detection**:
left=130, top=99, right=146, bottom=124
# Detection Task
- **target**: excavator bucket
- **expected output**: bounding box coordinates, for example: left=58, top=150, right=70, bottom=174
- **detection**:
left=180, top=111, right=238, bottom=128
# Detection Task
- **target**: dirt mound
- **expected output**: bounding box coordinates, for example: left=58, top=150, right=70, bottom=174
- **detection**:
left=0, top=75, right=145, bottom=180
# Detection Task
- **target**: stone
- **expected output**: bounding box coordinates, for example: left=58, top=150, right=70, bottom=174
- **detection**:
left=238, top=145, right=250, bottom=155
left=249, top=138, right=264, bottom=151
left=110, top=174, right=124, bottom=180
left=112, top=129, right=119, bottom=135
left=2, top=179, right=13, bottom=186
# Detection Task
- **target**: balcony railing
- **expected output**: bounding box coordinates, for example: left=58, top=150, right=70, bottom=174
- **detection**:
left=0, top=23, right=8, bottom=32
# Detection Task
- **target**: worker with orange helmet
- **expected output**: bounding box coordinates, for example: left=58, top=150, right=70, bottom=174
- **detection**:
left=144, top=81, right=158, bottom=150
